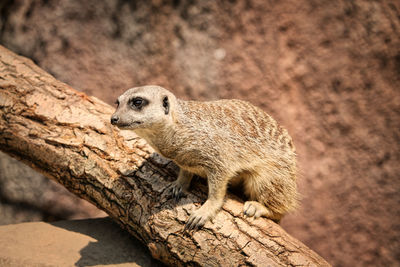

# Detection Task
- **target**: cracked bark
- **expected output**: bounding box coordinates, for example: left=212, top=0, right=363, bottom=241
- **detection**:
left=0, top=46, right=330, bottom=267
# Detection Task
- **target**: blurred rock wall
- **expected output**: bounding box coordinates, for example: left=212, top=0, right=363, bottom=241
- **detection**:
left=1, top=0, right=399, bottom=266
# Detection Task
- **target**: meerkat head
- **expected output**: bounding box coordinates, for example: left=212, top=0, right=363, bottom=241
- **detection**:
left=111, top=85, right=176, bottom=131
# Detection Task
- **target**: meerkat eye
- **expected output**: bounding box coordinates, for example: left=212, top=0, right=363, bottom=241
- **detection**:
left=130, top=97, right=147, bottom=109
left=115, top=100, right=119, bottom=107
left=133, top=98, right=143, bottom=106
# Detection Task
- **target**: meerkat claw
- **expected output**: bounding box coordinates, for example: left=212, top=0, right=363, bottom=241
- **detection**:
left=184, top=206, right=215, bottom=231
left=185, top=214, right=206, bottom=231
left=173, top=186, right=182, bottom=201
left=243, top=201, right=257, bottom=217
left=184, top=217, right=195, bottom=231
left=243, top=201, right=272, bottom=219
left=170, top=182, right=184, bottom=201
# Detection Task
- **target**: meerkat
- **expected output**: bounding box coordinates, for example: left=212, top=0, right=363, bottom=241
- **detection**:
left=111, top=85, right=298, bottom=230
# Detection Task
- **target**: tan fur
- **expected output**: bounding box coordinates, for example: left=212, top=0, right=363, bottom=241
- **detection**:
left=111, top=85, right=298, bottom=229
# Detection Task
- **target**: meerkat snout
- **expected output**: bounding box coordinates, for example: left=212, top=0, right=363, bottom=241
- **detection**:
left=112, top=85, right=298, bottom=230
left=110, top=115, right=119, bottom=125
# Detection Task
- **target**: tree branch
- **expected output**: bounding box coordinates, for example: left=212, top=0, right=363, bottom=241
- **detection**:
left=0, top=45, right=330, bottom=266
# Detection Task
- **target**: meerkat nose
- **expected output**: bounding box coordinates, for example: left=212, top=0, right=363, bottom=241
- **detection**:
left=111, top=115, right=120, bottom=125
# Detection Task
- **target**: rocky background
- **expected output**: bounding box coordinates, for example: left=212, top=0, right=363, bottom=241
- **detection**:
left=0, top=0, right=399, bottom=266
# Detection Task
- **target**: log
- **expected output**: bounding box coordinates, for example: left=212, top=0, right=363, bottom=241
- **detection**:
left=0, top=45, right=330, bottom=267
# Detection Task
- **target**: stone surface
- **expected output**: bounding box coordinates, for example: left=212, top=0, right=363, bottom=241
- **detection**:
left=0, top=217, right=163, bottom=267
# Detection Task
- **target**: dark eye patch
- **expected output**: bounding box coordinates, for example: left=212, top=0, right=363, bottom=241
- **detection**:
left=129, top=97, right=148, bottom=110
left=115, top=99, right=119, bottom=107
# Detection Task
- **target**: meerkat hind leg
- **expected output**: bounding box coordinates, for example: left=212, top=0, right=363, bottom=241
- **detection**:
left=242, top=169, right=284, bottom=223
left=243, top=201, right=282, bottom=222
left=243, top=201, right=269, bottom=218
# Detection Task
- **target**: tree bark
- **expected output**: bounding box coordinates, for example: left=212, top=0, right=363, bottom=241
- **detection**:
left=0, top=45, right=330, bottom=267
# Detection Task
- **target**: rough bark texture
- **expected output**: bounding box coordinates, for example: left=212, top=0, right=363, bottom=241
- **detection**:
left=0, top=46, right=330, bottom=266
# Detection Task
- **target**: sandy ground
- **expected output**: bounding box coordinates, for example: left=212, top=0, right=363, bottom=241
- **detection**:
left=0, top=217, right=163, bottom=267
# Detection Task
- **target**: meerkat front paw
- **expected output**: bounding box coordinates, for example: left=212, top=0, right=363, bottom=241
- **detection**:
left=169, top=181, right=184, bottom=201
left=184, top=206, right=215, bottom=230
left=169, top=170, right=193, bottom=201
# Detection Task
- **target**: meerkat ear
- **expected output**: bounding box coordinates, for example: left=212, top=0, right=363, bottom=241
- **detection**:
left=162, top=96, right=169, bottom=115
